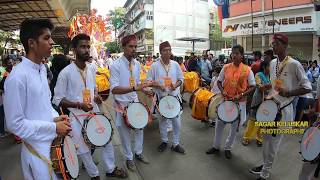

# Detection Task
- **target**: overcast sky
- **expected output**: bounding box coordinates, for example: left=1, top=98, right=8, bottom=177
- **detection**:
left=91, top=0, right=127, bottom=16
left=91, top=0, right=216, bottom=17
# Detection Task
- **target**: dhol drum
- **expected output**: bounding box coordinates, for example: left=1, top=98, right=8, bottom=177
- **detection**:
left=124, top=102, right=150, bottom=129
left=82, top=113, right=113, bottom=147
left=51, top=136, right=79, bottom=179
left=190, top=88, right=219, bottom=121
left=256, top=100, right=279, bottom=122
left=300, top=124, right=320, bottom=162
left=158, top=95, right=182, bottom=119
left=137, top=89, right=155, bottom=113
left=256, top=96, right=295, bottom=122
left=208, top=94, right=223, bottom=120
left=183, top=72, right=200, bottom=93
left=217, top=101, right=240, bottom=123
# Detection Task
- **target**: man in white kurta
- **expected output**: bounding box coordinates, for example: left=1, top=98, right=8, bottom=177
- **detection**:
left=109, top=34, right=150, bottom=172
left=147, top=41, right=185, bottom=153
left=53, top=34, right=127, bottom=179
left=4, top=57, right=63, bottom=180
left=250, top=33, right=312, bottom=180
left=3, top=19, right=71, bottom=180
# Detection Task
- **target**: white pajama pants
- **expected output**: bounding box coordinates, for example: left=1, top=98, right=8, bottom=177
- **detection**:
left=299, top=162, right=320, bottom=180
left=159, top=115, right=181, bottom=146
left=116, top=112, right=144, bottom=161
left=79, top=142, right=117, bottom=177
left=21, top=144, right=59, bottom=180
left=212, top=101, right=246, bottom=150
left=260, top=134, right=283, bottom=179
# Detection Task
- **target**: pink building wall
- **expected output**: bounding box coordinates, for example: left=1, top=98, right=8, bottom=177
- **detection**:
left=229, top=0, right=313, bottom=17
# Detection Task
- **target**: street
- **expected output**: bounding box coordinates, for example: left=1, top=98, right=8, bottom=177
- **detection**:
left=0, top=94, right=304, bottom=180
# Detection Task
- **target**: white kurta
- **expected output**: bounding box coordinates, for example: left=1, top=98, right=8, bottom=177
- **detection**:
left=3, top=57, right=58, bottom=180
left=147, top=59, right=184, bottom=146
left=146, top=59, right=184, bottom=98
left=53, top=62, right=99, bottom=155
left=269, top=57, right=312, bottom=121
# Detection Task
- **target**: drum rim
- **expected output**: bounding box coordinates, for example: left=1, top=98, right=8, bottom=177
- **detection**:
left=124, top=102, right=150, bottom=130
left=300, top=127, right=320, bottom=162
left=62, top=136, right=79, bottom=179
left=83, top=114, right=114, bottom=147
left=217, top=100, right=240, bottom=123
left=51, top=136, right=79, bottom=179
left=208, top=94, right=223, bottom=119
left=256, top=99, right=279, bottom=122
left=158, top=95, right=181, bottom=119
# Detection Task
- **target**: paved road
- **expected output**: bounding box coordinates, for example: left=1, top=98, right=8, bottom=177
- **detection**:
left=0, top=94, right=305, bottom=180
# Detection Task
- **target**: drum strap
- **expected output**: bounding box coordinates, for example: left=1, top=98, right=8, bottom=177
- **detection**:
left=23, top=142, right=53, bottom=180
left=314, top=161, right=320, bottom=178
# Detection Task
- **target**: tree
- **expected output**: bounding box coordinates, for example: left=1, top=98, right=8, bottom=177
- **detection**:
left=105, top=41, right=120, bottom=54
left=108, top=7, right=126, bottom=41
left=0, top=30, right=19, bottom=56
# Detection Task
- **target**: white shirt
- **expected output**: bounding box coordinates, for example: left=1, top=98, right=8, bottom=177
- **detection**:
left=4, top=57, right=58, bottom=154
left=109, top=55, right=140, bottom=107
left=269, top=57, right=312, bottom=121
left=218, top=63, right=256, bottom=87
left=53, top=62, right=99, bottom=113
left=201, top=59, right=213, bottom=79
left=147, top=59, right=184, bottom=98
left=210, top=76, right=220, bottom=94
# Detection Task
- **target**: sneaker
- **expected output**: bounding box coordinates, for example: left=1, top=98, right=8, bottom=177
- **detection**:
left=224, top=150, right=232, bottom=159
left=256, top=140, right=263, bottom=147
left=171, top=144, right=185, bottom=154
left=249, top=165, right=263, bottom=175
left=209, top=121, right=216, bottom=127
left=106, top=167, right=128, bottom=178
left=242, top=139, right=250, bottom=146
left=135, top=154, right=150, bottom=164
left=126, top=160, right=137, bottom=172
left=0, top=133, right=6, bottom=138
left=206, top=147, right=219, bottom=154
left=158, top=142, right=168, bottom=152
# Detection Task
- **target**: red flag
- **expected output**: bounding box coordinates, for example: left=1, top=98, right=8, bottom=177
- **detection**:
left=218, top=5, right=223, bottom=28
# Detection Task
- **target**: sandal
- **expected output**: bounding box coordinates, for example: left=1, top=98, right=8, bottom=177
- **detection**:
left=242, top=139, right=250, bottom=146
left=256, top=140, right=263, bottom=147
left=106, top=167, right=128, bottom=178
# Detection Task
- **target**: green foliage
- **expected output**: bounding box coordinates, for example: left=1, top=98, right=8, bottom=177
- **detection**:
left=105, top=41, right=120, bottom=53
left=108, top=7, right=126, bottom=31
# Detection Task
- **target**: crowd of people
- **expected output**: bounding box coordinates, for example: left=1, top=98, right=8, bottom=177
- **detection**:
left=0, top=18, right=319, bottom=180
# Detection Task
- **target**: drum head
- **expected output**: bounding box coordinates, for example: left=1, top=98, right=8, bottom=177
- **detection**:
left=300, top=127, right=320, bottom=161
left=127, top=102, right=149, bottom=129
left=87, top=115, right=112, bottom=146
left=217, top=101, right=239, bottom=123
left=256, top=100, right=278, bottom=122
left=159, top=96, right=181, bottom=119
left=208, top=94, right=223, bottom=119
left=63, top=136, right=79, bottom=179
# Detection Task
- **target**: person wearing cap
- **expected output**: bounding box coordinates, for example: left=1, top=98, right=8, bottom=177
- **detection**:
left=147, top=41, right=185, bottom=154
left=206, top=44, right=256, bottom=159
left=109, top=34, right=152, bottom=172
left=249, top=33, right=312, bottom=180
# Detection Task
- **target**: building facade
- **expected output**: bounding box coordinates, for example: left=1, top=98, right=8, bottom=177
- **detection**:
left=119, top=0, right=210, bottom=56
left=222, top=0, right=320, bottom=61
